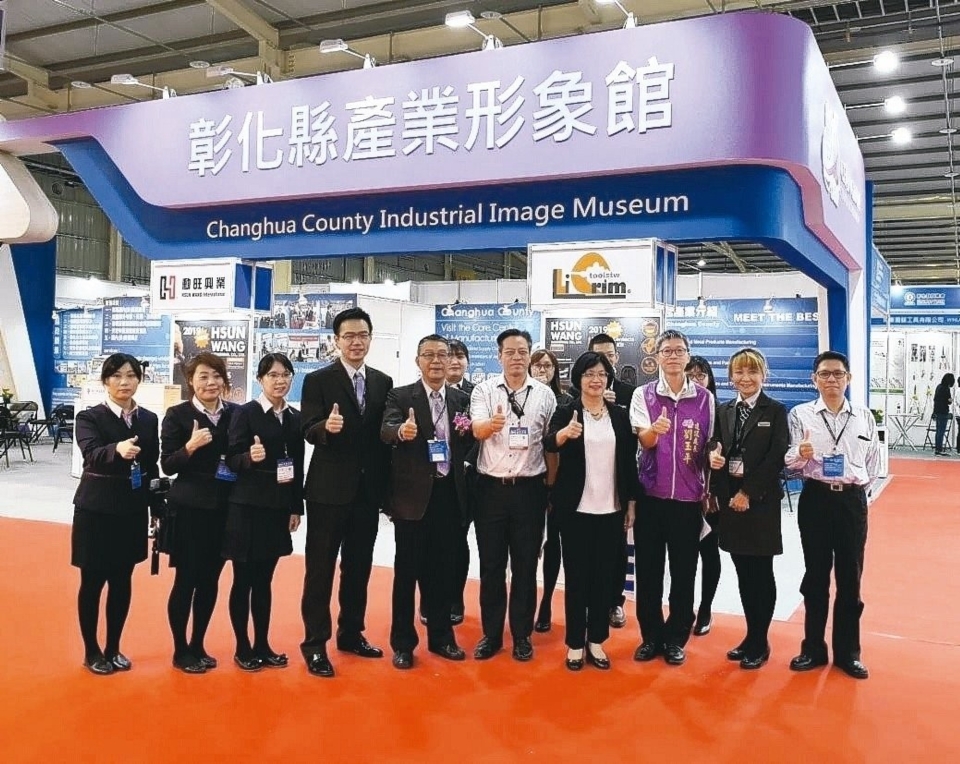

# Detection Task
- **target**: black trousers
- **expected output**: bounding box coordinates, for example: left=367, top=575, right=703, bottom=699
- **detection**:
left=797, top=481, right=868, bottom=664
left=634, top=496, right=702, bottom=648
left=538, top=508, right=562, bottom=613
left=390, top=477, right=460, bottom=652
left=474, top=475, right=547, bottom=643
left=610, top=530, right=628, bottom=609
left=300, top=493, right=380, bottom=656
left=730, top=553, right=776, bottom=656
left=560, top=511, right=622, bottom=649
left=453, top=517, right=473, bottom=613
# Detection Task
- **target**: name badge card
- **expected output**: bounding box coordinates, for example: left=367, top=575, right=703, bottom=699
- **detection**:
left=276, top=458, right=295, bottom=484
left=823, top=453, right=845, bottom=478
left=130, top=461, right=142, bottom=490
left=427, top=439, right=450, bottom=463
left=216, top=456, right=237, bottom=482
left=728, top=458, right=744, bottom=477
left=509, top=426, right=530, bottom=450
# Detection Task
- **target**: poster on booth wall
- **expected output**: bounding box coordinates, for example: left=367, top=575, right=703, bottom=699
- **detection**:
left=903, top=331, right=953, bottom=417
left=435, top=303, right=542, bottom=383
left=173, top=318, right=251, bottom=403
left=543, top=315, right=662, bottom=391
left=102, top=297, right=172, bottom=383
left=52, top=308, right=103, bottom=406
left=667, top=298, right=818, bottom=409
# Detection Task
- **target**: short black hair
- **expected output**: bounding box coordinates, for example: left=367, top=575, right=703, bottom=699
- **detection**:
left=100, top=353, right=142, bottom=383
left=183, top=351, right=231, bottom=392
left=448, top=339, right=470, bottom=360
left=813, top=350, right=849, bottom=373
left=333, top=307, right=373, bottom=335
left=941, top=372, right=956, bottom=387
left=685, top=355, right=717, bottom=396
left=655, top=329, right=689, bottom=353
left=497, top=328, right=532, bottom=350
left=257, top=352, right=294, bottom=379
left=417, top=334, right=449, bottom=353
left=570, top=351, right=615, bottom=392
left=588, top=333, right=617, bottom=350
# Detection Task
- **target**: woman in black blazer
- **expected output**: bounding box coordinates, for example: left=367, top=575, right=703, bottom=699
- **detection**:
left=72, top=353, right=162, bottom=675
left=223, top=353, right=304, bottom=671
left=711, top=348, right=789, bottom=669
left=544, top=352, right=640, bottom=671
left=160, top=351, right=237, bottom=674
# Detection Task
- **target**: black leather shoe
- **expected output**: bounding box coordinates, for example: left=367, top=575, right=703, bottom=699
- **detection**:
left=392, top=650, right=414, bottom=670
left=107, top=653, right=132, bottom=672
left=693, top=615, right=712, bottom=636
left=473, top=636, right=502, bottom=660
left=663, top=644, right=686, bottom=666
left=257, top=650, right=289, bottom=668
left=740, top=649, right=771, bottom=670
left=633, top=642, right=661, bottom=662
left=234, top=655, right=264, bottom=672
left=727, top=646, right=747, bottom=662
left=195, top=652, right=218, bottom=670
left=586, top=645, right=611, bottom=670
left=429, top=643, right=466, bottom=661
left=566, top=650, right=584, bottom=671
left=336, top=635, right=384, bottom=659
left=172, top=654, right=206, bottom=674
left=83, top=656, right=114, bottom=676
left=789, top=653, right=828, bottom=672
left=306, top=652, right=334, bottom=678
left=512, top=637, right=534, bottom=662
left=836, top=660, right=869, bottom=679
left=450, top=606, right=465, bottom=626
left=534, top=617, right=552, bottom=634
left=609, top=606, right=626, bottom=629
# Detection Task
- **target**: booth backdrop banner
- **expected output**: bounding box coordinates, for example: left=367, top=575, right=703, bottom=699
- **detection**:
left=544, top=314, right=662, bottom=390
left=173, top=318, right=250, bottom=403
left=667, top=298, right=818, bottom=409
left=435, top=303, right=542, bottom=382
left=102, top=297, right=171, bottom=382
left=52, top=308, right=103, bottom=406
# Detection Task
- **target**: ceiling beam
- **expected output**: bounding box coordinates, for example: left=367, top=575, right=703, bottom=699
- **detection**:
left=703, top=242, right=749, bottom=272
left=205, top=0, right=280, bottom=48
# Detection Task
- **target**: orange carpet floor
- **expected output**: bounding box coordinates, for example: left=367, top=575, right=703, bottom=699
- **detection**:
left=1, top=457, right=957, bottom=762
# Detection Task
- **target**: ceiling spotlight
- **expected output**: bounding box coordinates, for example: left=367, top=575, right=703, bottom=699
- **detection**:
left=697, top=258, right=707, bottom=267
left=444, top=10, right=503, bottom=50
left=318, top=39, right=376, bottom=68
left=932, top=57, right=955, bottom=68
left=944, top=170, right=959, bottom=179
left=884, top=95, right=906, bottom=115
left=763, top=297, right=774, bottom=314
left=189, top=60, right=211, bottom=70
left=206, top=64, right=273, bottom=84
left=873, top=50, right=899, bottom=73
left=940, top=127, right=958, bottom=135
left=70, top=80, right=92, bottom=89
left=109, top=73, right=176, bottom=98
left=595, top=0, right=638, bottom=28
left=890, top=127, right=912, bottom=145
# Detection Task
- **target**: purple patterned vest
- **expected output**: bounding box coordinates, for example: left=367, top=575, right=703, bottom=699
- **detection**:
left=639, top=381, right=713, bottom=502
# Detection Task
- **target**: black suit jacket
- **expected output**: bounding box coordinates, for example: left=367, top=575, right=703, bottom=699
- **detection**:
left=381, top=382, right=474, bottom=523
left=301, top=361, right=393, bottom=506
left=452, top=378, right=475, bottom=396
left=611, top=378, right=637, bottom=408
left=161, top=400, right=237, bottom=510
left=543, top=400, right=641, bottom=519
left=712, top=392, right=789, bottom=555
left=73, top=404, right=162, bottom=516
left=226, top=401, right=304, bottom=514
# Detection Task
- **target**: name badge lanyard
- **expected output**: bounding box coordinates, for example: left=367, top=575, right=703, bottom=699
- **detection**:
left=819, top=410, right=852, bottom=453
left=428, top=399, right=451, bottom=464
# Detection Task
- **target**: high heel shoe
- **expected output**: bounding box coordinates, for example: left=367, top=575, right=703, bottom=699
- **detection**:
left=234, top=654, right=264, bottom=672
left=565, top=649, right=584, bottom=671
left=586, top=643, right=610, bottom=670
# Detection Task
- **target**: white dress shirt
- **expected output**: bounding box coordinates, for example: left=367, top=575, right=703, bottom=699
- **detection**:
left=785, top=397, right=880, bottom=486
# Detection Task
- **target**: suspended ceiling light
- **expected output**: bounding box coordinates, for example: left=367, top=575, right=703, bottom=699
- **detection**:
left=763, top=298, right=774, bottom=314
left=932, top=57, right=954, bottom=68
left=109, top=73, right=176, bottom=99
left=595, top=0, right=638, bottom=28
left=696, top=258, right=707, bottom=268
left=189, top=60, right=211, bottom=70
left=872, top=50, right=899, bottom=74
left=318, top=39, right=376, bottom=68
left=443, top=11, right=503, bottom=50
left=70, top=80, right=92, bottom=89
left=890, top=127, right=912, bottom=145
left=205, top=65, right=273, bottom=84
left=884, top=95, right=906, bottom=115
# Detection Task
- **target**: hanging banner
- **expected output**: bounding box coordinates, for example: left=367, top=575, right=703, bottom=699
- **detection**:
left=173, top=317, right=251, bottom=403
left=435, top=302, right=542, bottom=382
left=543, top=314, right=662, bottom=390
left=102, top=296, right=172, bottom=382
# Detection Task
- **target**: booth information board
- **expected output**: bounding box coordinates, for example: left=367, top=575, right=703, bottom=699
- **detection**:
left=102, top=297, right=172, bottom=382
left=52, top=308, right=103, bottom=405
left=435, top=303, right=542, bottom=382
left=173, top=318, right=251, bottom=403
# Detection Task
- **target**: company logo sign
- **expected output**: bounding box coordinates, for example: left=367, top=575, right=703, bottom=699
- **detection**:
left=552, top=252, right=628, bottom=299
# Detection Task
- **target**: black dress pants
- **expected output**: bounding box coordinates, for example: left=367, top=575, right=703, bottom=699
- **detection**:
left=730, top=553, right=776, bottom=656
left=453, top=517, right=473, bottom=613
left=300, top=491, right=380, bottom=656
left=390, top=477, right=460, bottom=652
left=474, top=475, right=547, bottom=644
left=634, top=496, right=702, bottom=648
left=560, top=510, right=622, bottom=649
left=609, top=530, right=628, bottom=610
left=797, top=481, right=868, bottom=664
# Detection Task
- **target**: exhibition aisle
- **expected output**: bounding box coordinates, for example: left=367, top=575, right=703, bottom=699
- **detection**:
left=0, top=458, right=956, bottom=761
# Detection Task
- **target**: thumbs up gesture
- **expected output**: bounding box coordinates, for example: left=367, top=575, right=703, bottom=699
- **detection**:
left=400, top=407, right=418, bottom=441
left=489, top=403, right=507, bottom=434
left=186, top=418, right=213, bottom=454
left=325, top=402, right=344, bottom=434
left=651, top=406, right=671, bottom=435
left=798, top=429, right=814, bottom=460
left=563, top=409, right=583, bottom=440
left=116, top=434, right=141, bottom=460
left=708, top=442, right=725, bottom=470
left=250, top=434, right=266, bottom=463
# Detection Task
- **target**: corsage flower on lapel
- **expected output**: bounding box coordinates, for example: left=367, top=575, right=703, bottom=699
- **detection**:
left=453, top=411, right=472, bottom=435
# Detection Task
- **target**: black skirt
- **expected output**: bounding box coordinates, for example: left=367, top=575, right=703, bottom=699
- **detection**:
left=71, top=506, right=148, bottom=569
left=222, top=502, right=293, bottom=563
left=167, top=501, right=228, bottom=570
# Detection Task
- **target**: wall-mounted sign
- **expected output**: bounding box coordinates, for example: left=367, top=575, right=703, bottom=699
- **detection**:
left=870, top=248, right=891, bottom=317
left=890, top=286, right=960, bottom=312
left=150, top=258, right=273, bottom=313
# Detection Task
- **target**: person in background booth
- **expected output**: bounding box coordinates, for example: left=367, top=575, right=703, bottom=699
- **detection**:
left=446, top=340, right=474, bottom=396
left=161, top=351, right=237, bottom=674
left=933, top=373, right=955, bottom=456
left=72, top=353, right=162, bottom=675
left=222, top=353, right=304, bottom=672
left=711, top=349, right=789, bottom=669
left=447, top=338, right=474, bottom=626
left=685, top=355, right=722, bottom=638
left=545, top=352, right=639, bottom=671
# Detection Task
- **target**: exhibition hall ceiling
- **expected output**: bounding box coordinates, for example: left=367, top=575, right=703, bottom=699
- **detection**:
left=1, top=0, right=959, bottom=283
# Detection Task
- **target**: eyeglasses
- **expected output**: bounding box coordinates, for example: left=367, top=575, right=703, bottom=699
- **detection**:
left=582, top=371, right=609, bottom=380
left=531, top=362, right=554, bottom=371
left=688, top=372, right=709, bottom=382
left=419, top=352, right=450, bottom=361
left=339, top=332, right=371, bottom=343
left=815, top=370, right=848, bottom=380
left=657, top=347, right=689, bottom=358
left=264, top=372, right=293, bottom=380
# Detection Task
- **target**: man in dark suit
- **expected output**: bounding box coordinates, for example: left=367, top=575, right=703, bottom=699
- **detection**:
left=299, top=307, right=393, bottom=678
left=381, top=334, right=475, bottom=669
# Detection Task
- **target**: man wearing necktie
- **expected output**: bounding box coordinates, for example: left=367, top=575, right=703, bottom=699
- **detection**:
left=300, top=307, right=393, bottom=678
left=381, top=335, right=475, bottom=669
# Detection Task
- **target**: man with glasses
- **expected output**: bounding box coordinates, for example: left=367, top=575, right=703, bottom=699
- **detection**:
left=299, top=307, right=393, bottom=678
left=469, top=329, right=557, bottom=662
left=380, top=335, right=474, bottom=669
left=784, top=351, right=880, bottom=680
left=629, top=329, right=718, bottom=667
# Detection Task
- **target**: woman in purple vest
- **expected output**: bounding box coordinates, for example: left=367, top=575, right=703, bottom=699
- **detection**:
left=628, top=330, right=722, bottom=667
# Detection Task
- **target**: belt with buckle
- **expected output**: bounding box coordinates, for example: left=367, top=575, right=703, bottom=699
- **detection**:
left=480, top=473, right=545, bottom=486
left=810, top=480, right=864, bottom=493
